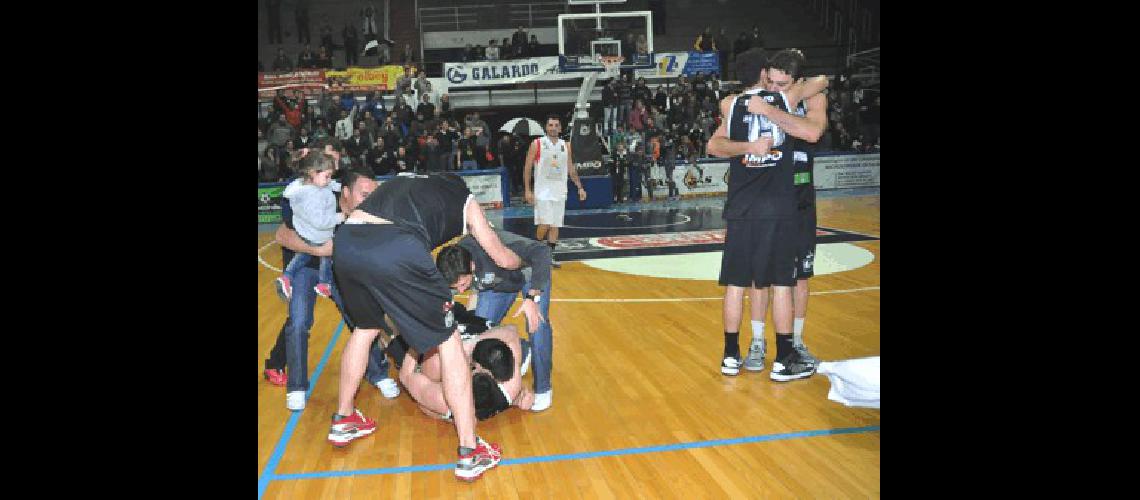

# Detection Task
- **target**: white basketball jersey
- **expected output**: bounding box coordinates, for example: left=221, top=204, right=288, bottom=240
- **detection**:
left=533, top=135, right=568, bottom=200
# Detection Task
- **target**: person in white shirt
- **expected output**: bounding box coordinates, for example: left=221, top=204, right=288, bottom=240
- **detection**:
left=523, top=114, right=587, bottom=268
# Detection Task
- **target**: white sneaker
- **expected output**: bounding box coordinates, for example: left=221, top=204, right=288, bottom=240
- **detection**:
left=286, top=391, right=306, bottom=411
left=531, top=389, right=552, bottom=412
left=375, top=378, right=400, bottom=399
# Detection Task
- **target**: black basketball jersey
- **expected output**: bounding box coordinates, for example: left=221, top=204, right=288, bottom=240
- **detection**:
left=724, top=89, right=796, bottom=220
left=356, top=173, right=472, bottom=248
left=792, top=100, right=816, bottom=208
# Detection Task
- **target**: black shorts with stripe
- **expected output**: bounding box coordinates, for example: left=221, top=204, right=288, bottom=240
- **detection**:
left=332, top=224, right=455, bottom=355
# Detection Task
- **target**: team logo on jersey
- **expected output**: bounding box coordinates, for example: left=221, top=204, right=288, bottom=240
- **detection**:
left=443, top=301, right=455, bottom=328
left=580, top=124, right=590, bottom=136
left=803, top=251, right=815, bottom=271
left=744, top=149, right=783, bottom=167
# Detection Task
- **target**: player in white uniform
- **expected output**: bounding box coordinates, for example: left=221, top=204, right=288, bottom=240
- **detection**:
left=523, top=114, right=587, bottom=268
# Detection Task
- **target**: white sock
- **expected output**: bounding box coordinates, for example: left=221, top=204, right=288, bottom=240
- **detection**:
left=750, top=320, right=765, bottom=345
left=793, top=318, right=805, bottom=346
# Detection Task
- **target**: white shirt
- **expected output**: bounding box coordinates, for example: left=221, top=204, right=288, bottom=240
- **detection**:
left=533, top=135, right=569, bottom=200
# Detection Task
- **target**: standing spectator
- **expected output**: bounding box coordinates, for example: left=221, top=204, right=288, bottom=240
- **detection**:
left=749, top=24, right=764, bottom=51
left=715, top=27, right=729, bottom=77
left=400, top=43, right=416, bottom=65
left=501, top=38, right=513, bottom=59
left=457, top=127, right=479, bottom=170
left=265, top=0, right=283, bottom=44
left=361, top=3, right=380, bottom=46
left=414, top=71, right=432, bottom=100
left=629, top=99, right=648, bottom=132
left=294, top=0, right=311, bottom=44
left=602, top=79, right=618, bottom=135
left=485, top=39, right=499, bottom=61
left=314, top=46, right=333, bottom=68
left=617, top=73, right=633, bottom=131
left=653, top=85, right=668, bottom=111
left=395, top=66, right=413, bottom=96
left=343, top=21, right=360, bottom=67
left=260, top=145, right=281, bottom=182
left=438, top=94, right=452, bottom=121
left=651, top=105, right=668, bottom=132
left=435, top=121, right=458, bottom=171
left=512, top=26, right=528, bottom=59
left=268, top=115, right=294, bottom=168
left=319, top=90, right=338, bottom=128
left=336, top=104, right=358, bottom=142
left=340, top=92, right=356, bottom=114
left=272, top=48, right=292, bottom=71
left=462, top=44, right=475, bottom=62
left=691, top=72, right=709, bottom=104
left=610, top=142, right=628, bottom=203
left=358, top=118, right=377, bottom=146
left=709, top=79, right=723, bottom=102
left=632, top=77, right=652, bottom=107
left=380, top=116, right=401, bottom=149
left=528, top=35, right=540, bottom=57
left=275, top=92, right=303, bottom=130
left=364, top=91, right=386, bottom=124
left=297, top=46, right=315, bottom=69
left=416, top=93, right=436, bottom=121
left=318, top=14, right=334, bottom=55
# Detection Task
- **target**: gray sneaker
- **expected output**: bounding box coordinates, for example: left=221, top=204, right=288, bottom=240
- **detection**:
left=795, top=344, right=819, bottom=367
left=743, top=342, right=766, bottom=372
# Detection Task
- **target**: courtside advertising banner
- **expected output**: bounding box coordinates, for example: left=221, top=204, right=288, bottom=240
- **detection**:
left=444, top=57, right=566, bottom=88
left=460, top=172, right=505, bottom=209
left=646, top=161, right=729, bottom=196
left=635, top=51, right=721, bottom=79
left=813, top=153, right=880, bottom=189
left=571, top=117, right=606, bottom=176
left=258, top=185, right=286, bottom=223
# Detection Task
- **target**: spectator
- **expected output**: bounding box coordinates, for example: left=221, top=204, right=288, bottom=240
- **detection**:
left=297, top=46, right=315, bottom=69
left=312, top=121, right=331, bottom=143
left=653, top=85, right=668, bottom=111
left=318, top=14, right=334, bottom=54
left=749, top=24, right=764, bottom=51
left=463, top=44, right=475, bottom=62
left=501, top=38, right=512, bottom=59
left=364, top=91, right=386, bottom=123
left=272, top=48, right=292, bottom=71
left=457, top=127, right=479, bottom=170
left=438, top=94, right=452, bottom=121
left=629, top=99, right=648, bottom=132
left=512, top=26, right=528, bottom=58
left=314, top=46, right=333, bottom=68
left=859, top=93, right=880, bottom=152
left=319, top=89, right=339, bottom=127
left=435, top=120, right=458, bottom=171
left=715, top=27, right=729, bottom=76
left=293, top=126, right=314, bottom=150
left=485, top=39, right=499, bottom=61
left=294, top=0, right=311, bottom=44
left=335, top=104, right=358, bottom=142
left=694, top=28, right=713, bottom=52
left=393, top=144, right=416, bottom=172
left=416, top=93, right=436, bottom=121
left=415, top=71, right=432, bottom=99
left=395, top=66, right=413, bottom=96
left=617, top=73, right=633, bottom=132
left=357, top=119, right=376, bottom=147
left=636, top=34, right=649, bottom=56
left=268, top=114, right=294, bottom=165
left=260, top=145, right=281, bottom=182
left=265, top=0, right=283, bottom=44
left=343, top=21, right=360, bottom=66
left=340, top=92, right=356, bottom=114
left=651, top=105, right=668, bottom=132
left=400, top=43, right=416, bottom=65
left=361, top=3, right=380, bottom=46
left=347, top=126, right=370, bottom=160
left=528, top=35, right=540, bottom=57
left=602, top=79, right=618, bottom=135
left=380, top=115, right=401, bottom=148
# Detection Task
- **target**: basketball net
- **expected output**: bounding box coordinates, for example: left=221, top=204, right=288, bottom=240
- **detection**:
left=598, top=55, right=624, bottom=78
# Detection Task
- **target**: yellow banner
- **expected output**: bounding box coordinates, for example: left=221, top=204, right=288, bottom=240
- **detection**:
left=324, top=65, right=410, bottom=90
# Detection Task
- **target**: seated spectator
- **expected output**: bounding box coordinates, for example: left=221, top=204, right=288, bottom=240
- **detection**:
left=528, top=35, right=540, bottom=57
left=367, top=138, right=393, bottom=175
left=393, top=144, right=416, bottom=173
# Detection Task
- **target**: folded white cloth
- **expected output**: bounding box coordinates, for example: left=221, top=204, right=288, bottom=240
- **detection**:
left=816, top=356, right=880, bottom=409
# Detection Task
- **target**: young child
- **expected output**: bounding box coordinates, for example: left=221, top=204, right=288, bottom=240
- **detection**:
left=275, top=148, right=344, bottom=301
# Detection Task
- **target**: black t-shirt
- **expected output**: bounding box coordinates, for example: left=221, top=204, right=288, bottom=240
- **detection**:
left=458, top=137, right=477, bottom=162
left=724, top=89, right=796, bottom=220
left=356, top=174, right=472, bottom=248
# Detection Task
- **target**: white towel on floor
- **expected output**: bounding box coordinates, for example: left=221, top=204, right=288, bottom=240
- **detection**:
left=816, top=356, right=880, bottom=409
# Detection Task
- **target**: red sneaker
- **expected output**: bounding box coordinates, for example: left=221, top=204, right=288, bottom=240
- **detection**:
left=455, top=437, right=503, bottom=481
left=275, top=276, right=292, bottom=302
left=314, top=283, right=333, bottom=299
left=263, top=368, right=287, bottom=386
left=328, top=408, right=377, bottom=448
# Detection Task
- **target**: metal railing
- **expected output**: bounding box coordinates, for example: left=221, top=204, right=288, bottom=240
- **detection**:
left=418, top=2, right=566, bottom=32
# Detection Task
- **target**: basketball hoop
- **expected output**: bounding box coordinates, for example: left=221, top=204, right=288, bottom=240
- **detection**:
left=598, top=55, right=624, bottom=78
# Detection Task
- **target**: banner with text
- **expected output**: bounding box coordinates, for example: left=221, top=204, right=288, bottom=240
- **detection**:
left=646, top=161, right=730, bottom=196
left=257, top=185, right=287, bottom=224
left=634, top=51, right=721, bottom=79
left=443, top=57, right=566, bottom=88
left=813, top=153, right=880, bottom=189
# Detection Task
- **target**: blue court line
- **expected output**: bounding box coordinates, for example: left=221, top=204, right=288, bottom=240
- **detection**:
left=258, top=320, right=346, bottom=499
left=270, top=424, right=880, bottom=482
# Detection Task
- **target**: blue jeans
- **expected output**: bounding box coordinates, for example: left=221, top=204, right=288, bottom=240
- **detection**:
left=284, top=252, right=333, bottom=286
left=474, top=279, right=553, bottom=393
left=270, top=265, right=390, bottom=392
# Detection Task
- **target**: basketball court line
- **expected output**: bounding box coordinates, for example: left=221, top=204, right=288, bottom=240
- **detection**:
left=258, top=320, right=346, bottom=500
left=268, top=425, right=881, bottom=482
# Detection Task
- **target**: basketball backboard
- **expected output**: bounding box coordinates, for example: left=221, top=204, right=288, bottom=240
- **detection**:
left=558, top=10, right=654, bottom=73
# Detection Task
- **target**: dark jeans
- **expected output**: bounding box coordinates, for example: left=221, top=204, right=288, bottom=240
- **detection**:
left=264, top=265, right=391, bottom=392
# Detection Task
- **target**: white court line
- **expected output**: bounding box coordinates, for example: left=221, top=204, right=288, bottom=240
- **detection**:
left=258, top=240, right=282, bottom=273
left=258, top=241, right=878, bottom=301
left=552, top=286, right=879, bottom=303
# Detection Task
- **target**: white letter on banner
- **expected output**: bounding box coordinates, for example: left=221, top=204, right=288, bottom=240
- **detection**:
left=512, top=66, right=520, bottom=78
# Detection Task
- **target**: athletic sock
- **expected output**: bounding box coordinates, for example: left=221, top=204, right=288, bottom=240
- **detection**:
left=793, top=318, right=805, bottom=346
left=750, top=320, right=765, bottom=345
left=724, top=332, right=740, bottom=358
left=776, top=334, right=795, bottom=360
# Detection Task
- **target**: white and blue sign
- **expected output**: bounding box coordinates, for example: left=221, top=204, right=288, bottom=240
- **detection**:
left=444, top=57, right=567, bottom=88
left=635, top=51, right=721, bottom=78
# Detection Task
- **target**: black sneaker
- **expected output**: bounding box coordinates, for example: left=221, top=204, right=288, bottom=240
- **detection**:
left=769, top=351, right=817, bottom=382
left=721, top=355, right=743, bottom=376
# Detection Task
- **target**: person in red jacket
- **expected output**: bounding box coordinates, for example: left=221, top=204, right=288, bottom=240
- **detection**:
left=276, top=91, right=304, bottom=130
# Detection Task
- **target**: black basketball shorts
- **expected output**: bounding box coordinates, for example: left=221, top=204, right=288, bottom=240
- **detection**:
left=333, top=224, right=455, bottom=355
left=795, top=203, right=817, bottom=279
left=719, top=217, right=798, bottom=288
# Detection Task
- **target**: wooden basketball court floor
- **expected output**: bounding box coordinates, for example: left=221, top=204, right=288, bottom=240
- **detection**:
left=257, top=191, right=880, bottom=498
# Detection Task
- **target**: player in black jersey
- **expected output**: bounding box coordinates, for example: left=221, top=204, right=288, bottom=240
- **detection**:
left=745, top=50, right=829, bottom=368
left=329, top=173, right=523, bottom=482
left=706, top=48, right=828, bottom=381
